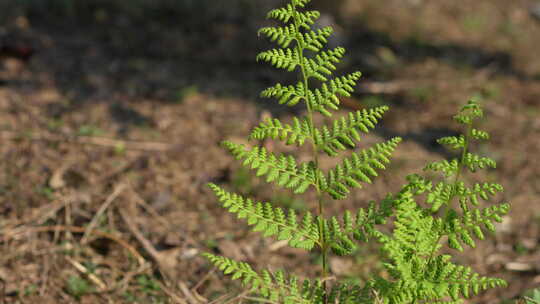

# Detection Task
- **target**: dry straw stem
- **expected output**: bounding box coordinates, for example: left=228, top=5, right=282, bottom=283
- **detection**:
left=81, top=183, right=126, bottom=244
left=1, top=225, right=146, bottom=266
left=65, top=256, right=107, bottom=291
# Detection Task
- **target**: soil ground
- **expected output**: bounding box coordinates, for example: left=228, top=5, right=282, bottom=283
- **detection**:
left=0, top=0, right=539, bottom=303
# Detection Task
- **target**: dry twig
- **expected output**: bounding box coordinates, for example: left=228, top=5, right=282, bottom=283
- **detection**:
left=81, top=183, right=126, bottom=244
left=1, top=225, right=146, bottom=266
left=65, top=256, right=107, bottom=291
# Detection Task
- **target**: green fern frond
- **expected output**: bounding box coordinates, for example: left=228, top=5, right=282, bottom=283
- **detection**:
left=381, top=190, right=441, bottom=261
left=463, top=152, right=496, bottom=172
left=326, top=283, right=368, bottom=304
left=222, top=141, right=316, bottom=193
left=453, top=99, right=483, bottom=125
left=326, top=201, right=393, bottom=256
left=301, top=47, right=347, bottom=81
left=260, top=82, right=305, bottom=107
left=437, top=135, right=465, bottom=150
left=424, top=159, right=459, bottom=178
left=314, top=106, right=389, bottom=156
left=325, top=202, right=392, bottom=252
left=325, top=216, right=356, bottom=256
left=471, top=128, right=489, bottom=140
left=321, top=137, right=401, bottom=199
left=267, top=5, right=320, bottom=28
left=258, top=24, right=298, bottom=49
left=307, top=72, right=363, bottom=117
left=258, top=47, right=346, bottom=84
left=292, top=0, right=312, bottom=8
left=208, top=184, right=320, bottom=250
left=424, top=255, right=506, bottom=301
left=203, top=253, right=312, bottom=303
left=257, top=30, right=338, bottom=69
left=257, top=47, right=300, bottom=71
left=297, top=27, right=333, bottom=52
left=249, top=116, right=311, bottom=146
left=426, top=182, right=454, bottom=212
left=444, top=203, right=510, bottom=251
left=456, top=182, right=504, bottom=209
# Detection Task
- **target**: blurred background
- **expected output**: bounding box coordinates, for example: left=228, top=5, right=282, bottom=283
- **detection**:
left=0, top=0, right=539, bottom=303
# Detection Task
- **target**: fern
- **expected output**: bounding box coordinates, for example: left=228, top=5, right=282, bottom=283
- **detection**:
left=372, top=99, right=508, bottom=303
left=203, top=0, right=509, bottom=303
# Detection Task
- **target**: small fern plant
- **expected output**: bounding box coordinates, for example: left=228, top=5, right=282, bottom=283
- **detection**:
left=203, top=0, right=509, bottom=303
left=368, top=100, right=509, bottom=303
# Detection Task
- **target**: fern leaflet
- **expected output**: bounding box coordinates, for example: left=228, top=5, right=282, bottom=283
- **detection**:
left=208, top=184, right=320, bottom=250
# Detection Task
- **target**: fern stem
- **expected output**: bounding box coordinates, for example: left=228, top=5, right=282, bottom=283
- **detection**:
left=291, top=3, right=328, bottom=302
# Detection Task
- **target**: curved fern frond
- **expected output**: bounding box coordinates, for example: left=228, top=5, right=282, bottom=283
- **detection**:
left=379, top=254, right=506, bottom=303
left=453, top=182, right=504, bottom=211
left=258, top=24, right=298, bottom=49
left=323, top=202, right=392, bottom=257
left=203, top=254, right=312, bottom=303
left=249, top=116, right=311, bottom=146
left=257, top=47, right=301, bottom=71
left=437, top=135, right=465, bottom=150
left=260, top=82, right=305, bottom=107
left=438, top=130, right=489, bottom=151
left=470, top=128, right=489, bottom=140
left=314, top=106, right=389, bottom=156
left=424, top=255, right=506, bottom=301
left=444, top=203, right=510, bottom=251
left=307, top=72, right=362, bottom=117
left=297, top=27, right=333, bottom=52
left=267, top=5, right=320, bottom=29
left=301, top=47, right=346, bottom=81
left=208, top=184, right=320, bottom=249
left=425, top=181, right=503, bottom=214
left=222, top=141, right=316, bottom=193
left=424, top=159, right=459, bottom=178
left=463, top=152, right=496, bottom=172
left=326, top=283, right=367, bottom=304
left=453, top=99, right=484, bottom=125
left=321, top=137, right=402, bottom=199
left=325, top=216, right=357, bottom=256
left=425, top=181, right=454, bottom=213
left=296, top=10, right=321, bottom=29
left=385, top=190, right=441, bottom=259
